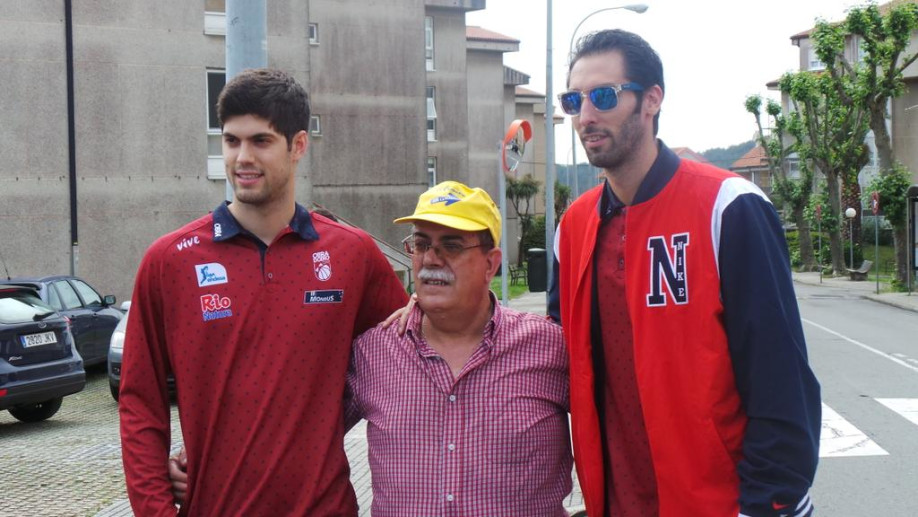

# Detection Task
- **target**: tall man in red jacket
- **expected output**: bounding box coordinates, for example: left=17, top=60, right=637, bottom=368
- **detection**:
left=119, top=68, right=408, bottom=516
left=547, top=30, right=821, bottom=517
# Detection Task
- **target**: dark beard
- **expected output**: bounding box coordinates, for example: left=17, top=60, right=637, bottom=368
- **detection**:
left=583, top=109, right=645, bottom=170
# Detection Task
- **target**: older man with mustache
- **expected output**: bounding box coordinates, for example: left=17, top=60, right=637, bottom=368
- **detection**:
left=171, top=181, right=573, bottom=516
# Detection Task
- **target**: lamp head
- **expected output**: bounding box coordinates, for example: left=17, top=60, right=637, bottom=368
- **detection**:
left=624, top=4, right=649, bottom=13
left=845, top=207, right=857, bottom=219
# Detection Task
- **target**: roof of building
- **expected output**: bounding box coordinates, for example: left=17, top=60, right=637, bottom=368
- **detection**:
left=670, top=147, right=711, bottom=164
left=466, top=26, right=520, bottom=44
left=790, top=0, right=915, bottom=41
left=731, top=145, right=769, bottom=170
left=515, top=86, right=544, bottom=97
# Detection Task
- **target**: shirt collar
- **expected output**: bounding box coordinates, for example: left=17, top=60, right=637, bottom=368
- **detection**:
left=598, top=140, right=680, bottom=219
left=405, top=291, right=502, bottom=353
left=210, top=201, right=320, bottom=242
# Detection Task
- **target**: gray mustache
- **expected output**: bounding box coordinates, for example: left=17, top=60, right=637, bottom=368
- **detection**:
left=417, top=268, right=455, bottom=283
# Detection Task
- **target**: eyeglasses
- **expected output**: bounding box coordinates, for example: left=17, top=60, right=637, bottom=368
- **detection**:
left=557, top=83, right=644, bottom=116
left=402, top=236, right=484, bottom=259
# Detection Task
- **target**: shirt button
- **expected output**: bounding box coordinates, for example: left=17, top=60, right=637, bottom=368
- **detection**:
left=446, top=494, right=454, bottom=502
left=448, top=443, right=455, bottom=451
left=618, top=258, right=625, bottom=268
left=448, top=395, right=457, bottom=402
left=267, top=273, right=274, bottom=279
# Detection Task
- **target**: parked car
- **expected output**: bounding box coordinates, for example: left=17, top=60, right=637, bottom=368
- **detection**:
left=0, top=276, right=124, bottom=366
left=0, top=285, right=86, bottom=422
left=107, top=305, right=128, bottom=401
left=107, top=302, right=174, bottom=402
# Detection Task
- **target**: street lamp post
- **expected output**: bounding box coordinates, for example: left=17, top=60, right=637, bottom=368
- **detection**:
left=567, top=4, right=648, bottom=201
left=545, top=0, right=556, bottom=295
left=845, top=207, right=857, bottom=268
left=546, top=2, right=648, bottom=294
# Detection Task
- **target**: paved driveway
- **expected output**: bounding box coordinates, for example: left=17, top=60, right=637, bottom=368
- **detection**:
left=2, top=365, right=583, bottom=516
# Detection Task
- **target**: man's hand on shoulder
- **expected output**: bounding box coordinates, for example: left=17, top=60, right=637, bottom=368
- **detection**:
left=379, top=293, right=417, bottom=335
left=168, top=447, right=188, bottom=505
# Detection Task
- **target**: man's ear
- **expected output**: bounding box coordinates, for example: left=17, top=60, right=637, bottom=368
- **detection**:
left=485, top=247, right=503, bottom=281
left=291, top=130, right=309, bottom=160
left=642, top=84, right=663, bottom=118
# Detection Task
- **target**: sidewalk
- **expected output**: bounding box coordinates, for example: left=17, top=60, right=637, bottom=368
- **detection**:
left=507, top=274, right=918, bottom=316
left=791, top=271, right=918, bottom=313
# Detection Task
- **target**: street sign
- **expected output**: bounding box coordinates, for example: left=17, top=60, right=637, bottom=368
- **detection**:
left=872, top=191, right=880, bottom=215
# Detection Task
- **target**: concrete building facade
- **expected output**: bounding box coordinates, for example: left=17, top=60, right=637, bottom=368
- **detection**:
left=0, top=0, right=555, bottom=300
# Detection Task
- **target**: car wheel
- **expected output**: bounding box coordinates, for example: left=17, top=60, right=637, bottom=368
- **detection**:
left=110, top=383, right=120, bottom=402
left=8, top=397, right=64, bottom=423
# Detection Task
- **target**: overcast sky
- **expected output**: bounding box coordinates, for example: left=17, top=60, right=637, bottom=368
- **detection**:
left=467, top=0, right=859, bottom=160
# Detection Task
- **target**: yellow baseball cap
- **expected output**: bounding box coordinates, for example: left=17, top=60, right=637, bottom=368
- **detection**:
left=394, top=181, right=501, bottom=244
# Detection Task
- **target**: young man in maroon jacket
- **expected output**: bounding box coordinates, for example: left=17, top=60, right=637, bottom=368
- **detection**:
left=119, top=68, right=408, bottom=516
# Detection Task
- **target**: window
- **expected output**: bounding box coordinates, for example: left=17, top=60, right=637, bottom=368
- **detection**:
left=309, top=23, right=319, bottom=45
left=425, top=16, right=435, bottom=71
left=427, top=157, right=437, bottom=187
left=52, top=281, right=82, bottom=311
left=310, top=115, right=322, bottom=135
left=426, top=86, right=437, bottom=142
left=207, top=69, right=226, bottom=178
left=204, top=0, right=226, bottom=36
left=808, top=47, right=825, bottom=71
left=71, top=279, right=102, bottom=308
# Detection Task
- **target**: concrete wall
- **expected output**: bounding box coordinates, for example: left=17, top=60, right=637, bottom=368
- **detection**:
left=425, top=6, right=471, bottom=188
left=1, top=1, right=304, bottom=303
left=466, top=49, right=507, bottom=199
left=0, top=1, right=512, bottom=303
left=307, top=0, right=428, bottom=246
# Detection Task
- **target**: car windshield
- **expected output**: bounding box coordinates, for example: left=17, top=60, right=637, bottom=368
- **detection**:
left=0, top=289, right=58, bottom=324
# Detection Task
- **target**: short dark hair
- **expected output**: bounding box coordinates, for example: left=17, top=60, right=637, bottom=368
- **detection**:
left=569, top=29, right=664, bottom=135
left=217, top=68, right=310, bottom=148
left=477, top=230, right=495, bottom=251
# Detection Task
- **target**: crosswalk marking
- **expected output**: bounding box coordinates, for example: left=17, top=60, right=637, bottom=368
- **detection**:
left=819, top=403, right=889, bottom=458
left=876, top=398, right=918, bottom=427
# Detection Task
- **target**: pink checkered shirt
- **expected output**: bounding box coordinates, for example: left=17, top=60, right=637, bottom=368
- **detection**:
left=345, top=296, right=573, bottom=516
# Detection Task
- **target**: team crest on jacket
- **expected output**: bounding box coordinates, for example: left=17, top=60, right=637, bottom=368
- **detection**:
left=646, top=233, right=689, bottom=306
left=312, top=250, right=332, bottom=281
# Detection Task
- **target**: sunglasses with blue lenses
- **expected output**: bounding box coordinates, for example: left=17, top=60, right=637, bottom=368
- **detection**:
left=557, top=82, right=644, bottom=115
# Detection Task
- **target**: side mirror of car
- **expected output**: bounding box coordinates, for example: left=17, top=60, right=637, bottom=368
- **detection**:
left=104, top=295, right=117, bottom=306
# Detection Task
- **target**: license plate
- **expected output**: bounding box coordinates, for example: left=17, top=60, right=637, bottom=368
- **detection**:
left=21, top=331, right=58, bottom=348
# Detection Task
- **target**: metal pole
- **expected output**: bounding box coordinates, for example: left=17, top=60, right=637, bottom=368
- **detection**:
left=849, top=218, right=854, bottom=269
left=499, top=152, right=509, bottom=307
left=225, top=0, right=267, bottom=202
left=545, top=0, right=556, bottom=295
left=818, top=218, right=822, bottom=284
left=875, top=214, right=880, bottom=294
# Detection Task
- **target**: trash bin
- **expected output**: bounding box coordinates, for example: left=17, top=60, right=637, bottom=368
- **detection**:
left=527, top=248, right=547, bottom=292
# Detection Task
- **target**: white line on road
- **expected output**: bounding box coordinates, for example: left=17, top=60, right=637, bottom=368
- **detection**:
left=876, top=398, right=918, bottom=428
left=819, top=403, right=889, bottom=458
left=802, top=318, right=918, bottom=374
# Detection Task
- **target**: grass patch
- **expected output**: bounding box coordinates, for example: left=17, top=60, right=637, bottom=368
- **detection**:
left=490, top=275, right=531, bottom=300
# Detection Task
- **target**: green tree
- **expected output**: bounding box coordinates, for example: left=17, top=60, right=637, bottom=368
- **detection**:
left=778, top=69, right=871, bottom=275
left=554, top=180, right=571, bottom=223
left=866, top=164, right=912, bottom=288
left=506, top=173, right=541, bottom=266
left=811, top=1, right=918, bottom=284
left=745, top=95, right=817, bottom=270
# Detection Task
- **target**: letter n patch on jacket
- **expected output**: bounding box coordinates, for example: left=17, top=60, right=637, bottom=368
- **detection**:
left=646, top=233, right=689, bottom=306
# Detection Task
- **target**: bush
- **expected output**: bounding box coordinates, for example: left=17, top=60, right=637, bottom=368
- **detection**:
left=522, top=215, right=546, bottom=252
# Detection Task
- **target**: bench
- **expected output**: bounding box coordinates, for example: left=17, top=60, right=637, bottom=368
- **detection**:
left=509, top=264, right=527, bottom=286
left=846, top=260, right=873, bottom=281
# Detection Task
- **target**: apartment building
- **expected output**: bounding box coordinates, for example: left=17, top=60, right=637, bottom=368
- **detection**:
left=780, top=0, right=918, bottom=186
left=0, top=0, right=548, bottom=300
